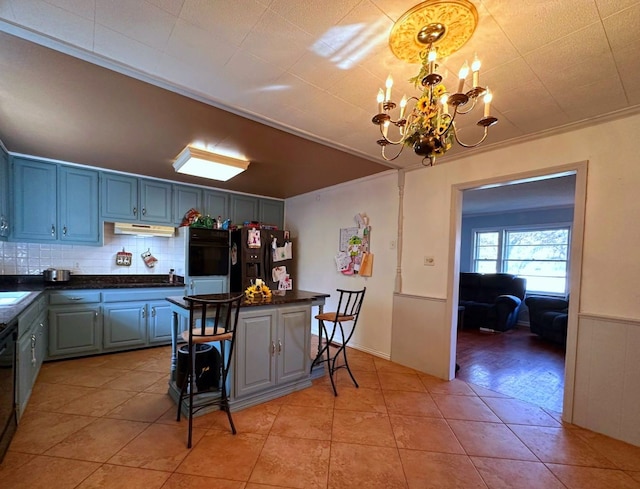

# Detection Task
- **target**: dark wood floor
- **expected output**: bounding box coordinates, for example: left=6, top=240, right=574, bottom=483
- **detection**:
left=455, top=325, right=566, bottom=413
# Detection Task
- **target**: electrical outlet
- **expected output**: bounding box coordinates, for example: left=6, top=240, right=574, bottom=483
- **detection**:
left=423, top=256, right=435, bottom=266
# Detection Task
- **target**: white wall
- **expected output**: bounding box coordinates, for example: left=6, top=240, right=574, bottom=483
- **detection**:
left=285, top=171, right=399, bottom=358
left=0, top=223, right=186, bottom=276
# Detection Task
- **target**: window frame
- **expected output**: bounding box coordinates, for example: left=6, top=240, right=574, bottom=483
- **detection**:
left=471, top=223, right=572, bottom=296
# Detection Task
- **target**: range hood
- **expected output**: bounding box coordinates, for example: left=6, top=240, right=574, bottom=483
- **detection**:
left=113, top=222, right=175, bottom=238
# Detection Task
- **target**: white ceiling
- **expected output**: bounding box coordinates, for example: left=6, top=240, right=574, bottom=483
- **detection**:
left=0, top=0, right=639, bottom=194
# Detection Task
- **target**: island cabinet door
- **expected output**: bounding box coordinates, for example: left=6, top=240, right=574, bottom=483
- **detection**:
left=234, top=309, right=277, bottom=398
left=276, top=305, right=311, bottom=385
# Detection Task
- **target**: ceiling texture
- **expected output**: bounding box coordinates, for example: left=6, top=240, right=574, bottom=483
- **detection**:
left=0, top=0, right=639, bottom=199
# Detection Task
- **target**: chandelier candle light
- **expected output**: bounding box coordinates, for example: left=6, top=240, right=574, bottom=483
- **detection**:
left=372, top=0, right=497, bottom=166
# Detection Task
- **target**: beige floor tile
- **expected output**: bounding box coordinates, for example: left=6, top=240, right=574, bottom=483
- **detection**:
left=628, top=471, right=640, bottom=483
left=328, top=442, right=407, bottom=489
left=383, top=390, right=442, bottom=417
left=45, top=418, right=149, bottom=462
left=332, top=410, right=396, bottom=447
left=339, top=353, right=377, bottom=372
left=163, top=473, right=245, bottom=488
left=98, top=350, right=159, bottom=370
left=448, top=420, right=537, bottom=461
left=571, top=427, right=640, bottom=471
left=471, top=457, right=566, bottom=489
left=57, top=388, right=137, bottom=417
left=481, top=397, right=562, bottom=427
left=37, top=364, right=125, bottom=387
left=432, top=394, right=502, bottom=422
left=420, top=375, right=477, bottom=396
left=108, top=423, right=196, bottom=471
left=374, top=357, right=418, bottom=374
left=546, top=463, right=640, bottom=489
left=249, top=435, right=331, bottom=489
left=102, top=370, right=167, bottom=391
left=136, top=356, right=173, bottom=373
left=143, top=376, right=171, bottom=394
left=8, top=411, right=95, bottom=454
left=270, top=404, right=333, bottom=440
left=105, top=392, right=175, bottom=422
left=335, top=368, right=380, bottom=389
left=378, top=371, right=427, bottom=392
left=75, top=463, right=171, bottom=489
left=390, top=414, right=465, bottom=453
left=334, top=385, right=387, bottom=413
left=509, top=424, right=618, bottom=467
left=281, top=384, right=336, bottom=408
left=399, top=450, right=487, bottom=489
left=22, top=382, right=95, bottom=413
left=0, top=454, right=100, bottom=489
left=207, top=401, right=281, bottom=435
left=0, top=451, right=35, bottom=472
left=176, top=431, right=266, bottom=481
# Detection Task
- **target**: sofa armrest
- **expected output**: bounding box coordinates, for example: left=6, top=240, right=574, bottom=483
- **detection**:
left=495, top=294, right=522, bottom=310
left=525, top=296, right=568, bottom=312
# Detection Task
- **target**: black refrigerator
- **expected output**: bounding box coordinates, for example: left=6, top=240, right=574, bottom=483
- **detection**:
left=229, top=228, right=293, bottom=293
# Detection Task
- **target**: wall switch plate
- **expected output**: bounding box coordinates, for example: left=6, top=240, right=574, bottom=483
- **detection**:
left=423, top=256, right=435, bottom=266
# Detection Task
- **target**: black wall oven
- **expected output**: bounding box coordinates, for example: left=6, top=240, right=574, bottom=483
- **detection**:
left=0, top=323, right=17, bottom=463
left=187, top=228, right=230, bottom=276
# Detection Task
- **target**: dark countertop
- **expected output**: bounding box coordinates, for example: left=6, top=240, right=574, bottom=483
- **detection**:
left=0, top=275, right=186, bottom=331
left=166, top=290, right=330, bottom=310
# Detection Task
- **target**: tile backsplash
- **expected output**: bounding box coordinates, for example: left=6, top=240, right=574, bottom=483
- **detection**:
left=0, top=223, right=186, bottom=276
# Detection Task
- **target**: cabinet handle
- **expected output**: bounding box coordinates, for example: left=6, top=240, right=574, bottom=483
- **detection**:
left=51, top=225, right=55, bottom=236
left=31, top=334, right=37, bottom=365
left=142, top=208, right=146, bottom=216
left=94, top=311, right=98, bottom=318
left=151, top=306, right=156, bottom=317
left=69, top=297, right=83, bottom=301
left=63, top=226, right=67, bottom=236
left=190, top=280, right=194, bottom=291
left=271, top=341, right=276, bottom=356
left=142, top=307, right=146, bottom=319
left=133, top=207, right=137, bottom=216
left=277, top=339, right=282, bottom=354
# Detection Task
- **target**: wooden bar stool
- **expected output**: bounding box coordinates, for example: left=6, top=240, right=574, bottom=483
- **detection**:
left=310, top=288, right=366, bottom=396
left=176, top=293, right=244, bottom=448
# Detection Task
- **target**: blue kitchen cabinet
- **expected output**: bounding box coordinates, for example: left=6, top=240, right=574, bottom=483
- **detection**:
left=102, top=301, right=148, bottom=350
left=173, top=184, right=202, bottom=225
left=185, top=276, right=227, bottom=295
left=48, top=293, right=102, bottom=359
left=0, top=147, right=9, bottom=239
left=58, top=166, right=101, bottom=244
left=12, top=158, right=100, bottom=244
left=203, top=189, right=229, bottom=222
left=259, top=198, right=284, bottom=229
left=230, top=194, right=258, bottom=226
left=147, top=300, right=174, bottom=344
left=101, top=173, right=172, bottom=224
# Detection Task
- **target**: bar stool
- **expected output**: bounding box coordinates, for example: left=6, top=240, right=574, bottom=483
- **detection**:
left=310, top=287, right=366, bottom=396
left=176, top=293, right=244, bottom=448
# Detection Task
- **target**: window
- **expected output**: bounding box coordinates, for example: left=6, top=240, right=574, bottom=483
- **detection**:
left=472, top=226, right=570, bottom=294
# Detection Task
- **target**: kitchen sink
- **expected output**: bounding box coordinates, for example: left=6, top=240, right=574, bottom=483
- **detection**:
left=0, top=292, right=31, bottom=306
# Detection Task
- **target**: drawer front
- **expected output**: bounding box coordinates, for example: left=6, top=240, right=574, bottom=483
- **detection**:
left=102, top=288, right=177, bottom=303
left=49, top=291, right=102, bottom=305
left=17, top=294, right=47, bottom=337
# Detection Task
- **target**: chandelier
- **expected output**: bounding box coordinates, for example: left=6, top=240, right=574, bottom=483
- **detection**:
left=372, top=0, right=498, bottom=166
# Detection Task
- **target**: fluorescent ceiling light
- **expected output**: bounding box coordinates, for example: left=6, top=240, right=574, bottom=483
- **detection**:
left=173, top=146, right=250, bottom=181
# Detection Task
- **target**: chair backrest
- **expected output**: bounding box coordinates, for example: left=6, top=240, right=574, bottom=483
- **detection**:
left=333, top=288, right=366, bottom=324
left=183, top=294, right=244, bottom=341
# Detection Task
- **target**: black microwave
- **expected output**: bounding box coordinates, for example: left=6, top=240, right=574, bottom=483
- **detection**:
left=187, top=228, right=230, bottom=276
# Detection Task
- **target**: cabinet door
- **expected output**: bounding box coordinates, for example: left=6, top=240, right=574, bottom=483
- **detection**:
left=186, top=277, right=227, bottom=295
left=101, top=173, right=138, bottom=221
left=259, top=198, right=284, bottom=229
left=140, top=179, right=172, bottom=223
left=17, top=330, right=37, bottom=419
left=148, top=300, right=173, bottom=344
left=230, top=194, right=258, bottom=226
left=58, top=166, right=100, bottom=244
left=48, top=306, right=102, bottom=358
left=203, top=189, right=228, bottom=220
left=103, top=302, right=147, bottom=350
left=277, top=306, right=311, bottom=384
left=234, top=309, right=277, bottom=398
left=173, top=185, right=202, bottom=225
left=0, top=147, right=9, bottom=238
left=12, top=158, right=57, bottom=242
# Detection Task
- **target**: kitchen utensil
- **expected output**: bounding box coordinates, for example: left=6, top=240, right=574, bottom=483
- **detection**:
left=43, top=268, right=71, bottom=282
left=141, top=249, right=158, bottom=268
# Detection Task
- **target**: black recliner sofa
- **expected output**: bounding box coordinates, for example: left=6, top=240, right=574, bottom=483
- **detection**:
left=459, top=273, right=526, bottom=332
left=525, top=296, right=569, bottom=346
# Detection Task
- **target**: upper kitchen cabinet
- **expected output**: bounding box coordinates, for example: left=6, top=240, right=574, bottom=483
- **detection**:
left=203, top=189, right=229, bottom=221
left=230, top=194, right=258, bottom=226
left=12, top=158, right=101, bottom=244
left=173, top=184, right=202, bottom=225
left=101, top=173, right=172, bottom=224
left=259, top=198, right=284, bottom=229
left=0, top=147, right=9, bottom=239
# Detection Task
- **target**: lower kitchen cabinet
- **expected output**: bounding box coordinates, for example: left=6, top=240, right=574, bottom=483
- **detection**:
left=185, top=276, right=227, bottom=295
left=147, top=300, right=174, bottom=344
left=234, top=304, right=310, bottom=399
left=48, top=304, right=102, bottom=359
left=17, top=294, right=48, bottom=420
left=103, top=301, right=147, bottom=350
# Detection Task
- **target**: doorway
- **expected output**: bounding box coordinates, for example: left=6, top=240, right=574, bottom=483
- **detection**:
left=448, top=163, right=587, bottom=421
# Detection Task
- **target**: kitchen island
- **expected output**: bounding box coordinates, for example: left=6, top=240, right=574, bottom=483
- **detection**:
left=166, top=290, right=329, bottom=412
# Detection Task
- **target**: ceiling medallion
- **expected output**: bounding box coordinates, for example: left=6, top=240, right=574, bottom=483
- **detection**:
left=374, top=0, right=497, bottom=166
